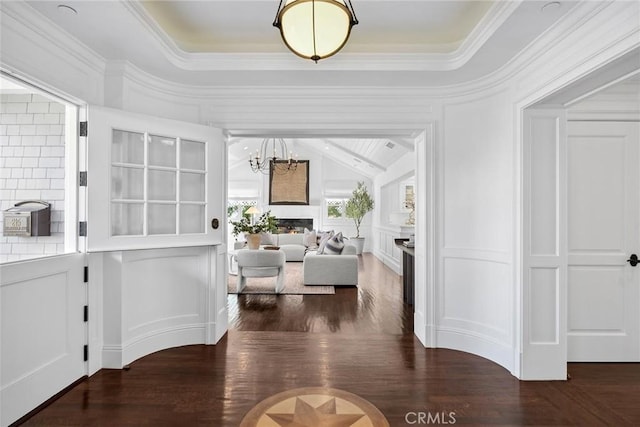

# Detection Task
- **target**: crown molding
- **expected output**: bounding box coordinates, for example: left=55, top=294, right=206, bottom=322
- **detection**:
left=103, top=0, right=639, bottom=125
left=0, top=1, right=106, bottom=75
left=425, top=0, right=639, bottom=101
left=123, top=0, right=519, bottom=72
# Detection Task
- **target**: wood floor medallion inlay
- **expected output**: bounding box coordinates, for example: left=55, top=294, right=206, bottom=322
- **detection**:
left=240, top=387, right=389, bottom=427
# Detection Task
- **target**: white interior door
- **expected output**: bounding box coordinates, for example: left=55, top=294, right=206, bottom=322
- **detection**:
left=567, top=121, right=640, bottom=361
left=86, top=106, right=225, bottom=252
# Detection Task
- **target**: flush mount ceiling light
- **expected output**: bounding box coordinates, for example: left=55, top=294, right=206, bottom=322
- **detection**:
left=273, top=0, right=359, bottom=63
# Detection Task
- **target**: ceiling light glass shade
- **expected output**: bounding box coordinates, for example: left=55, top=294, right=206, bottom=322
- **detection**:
left=274, top=0, right=358, bottom=63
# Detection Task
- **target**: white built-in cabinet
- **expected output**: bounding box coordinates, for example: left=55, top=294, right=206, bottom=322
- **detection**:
left=375, top=225, right=414, bottom=274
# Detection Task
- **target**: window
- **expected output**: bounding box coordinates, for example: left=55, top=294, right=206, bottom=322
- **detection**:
left=325, top=198, right=349, bottom=221
left=110, top=130, right=207, bottom=237
left=86, top=105, right=224, bottom=252
left=227, top=200, right=258, bottom=221
left=0, top=75, right=78, bottom=263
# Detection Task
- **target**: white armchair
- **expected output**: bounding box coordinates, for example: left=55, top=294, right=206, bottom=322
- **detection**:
left=236, top=249, right=286, bottom=293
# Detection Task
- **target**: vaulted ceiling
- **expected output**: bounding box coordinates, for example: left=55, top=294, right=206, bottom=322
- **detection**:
left=228, top=135, right=414, bottom=178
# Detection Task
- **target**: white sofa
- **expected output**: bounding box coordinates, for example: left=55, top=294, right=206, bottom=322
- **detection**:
left=303, top=244, right=358, bottom=286
left=271, top=233, right=307, bottom=261
left=239, top=232, right=359, bottom=286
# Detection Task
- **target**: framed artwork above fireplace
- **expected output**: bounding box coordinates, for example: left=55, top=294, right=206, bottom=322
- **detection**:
left=269, top=160, right=309, bottom=205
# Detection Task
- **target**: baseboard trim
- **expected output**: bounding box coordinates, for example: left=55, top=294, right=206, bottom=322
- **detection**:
left=103, top=325, right=206, bottom=369
left=8, top=376, right=88, bottom=427
left=437, top=328, right=514, bottom=374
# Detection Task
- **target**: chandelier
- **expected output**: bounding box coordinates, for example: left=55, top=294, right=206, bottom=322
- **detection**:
left=273, top=0, right=359, bottom=63
left=249, top=138, right=299, bottom=175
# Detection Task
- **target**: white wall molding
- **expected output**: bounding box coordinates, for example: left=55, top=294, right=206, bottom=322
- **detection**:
left=104, top=60, right=440, bottom=128
left=0, top=2, right=105, bottom=75
left=373, top=248, right=401, bottom=275
left=101, top=247, right=223, bottom=369
left=123, top=0, right=518, bottom=72
left=413, top=126, right=436, bottom=348
left=512, top=1, right=640, bottom=107
left=96, top=0, right=636, bottom=130
left=1, top=254, right=86, bottom=426
left=423, top=1, right=639, bottom=103
left=0, top=1, right=105, bottom=105
left=434, top=86, right=515, bottom=372
left=437, top=327, right=514, bottom=373
left=513, top=0, right=639, bottom=380
left=520, top=109, right=568, bottom=380
left=567, top=76, right=640, bottom=121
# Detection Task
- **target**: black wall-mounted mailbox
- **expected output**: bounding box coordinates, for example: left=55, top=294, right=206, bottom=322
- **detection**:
left=3, top=201, right=51, bottom=237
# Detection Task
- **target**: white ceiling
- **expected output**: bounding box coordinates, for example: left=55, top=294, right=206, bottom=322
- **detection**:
left=228, top=136, right=413, bottom=178
left=20, top=0, right=582, bottom=176
left=25, top=0, right=579, bottom=84
left=139, top=0, right=494, bottom=54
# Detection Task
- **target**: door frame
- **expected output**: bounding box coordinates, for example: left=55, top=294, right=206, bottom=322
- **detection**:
left=519, top=55, right=640, bottom=378
left=565, top=120, right=640, bottom=361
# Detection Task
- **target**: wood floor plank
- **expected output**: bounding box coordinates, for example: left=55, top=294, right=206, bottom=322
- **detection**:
left=18, top=254, right=640, bottom=426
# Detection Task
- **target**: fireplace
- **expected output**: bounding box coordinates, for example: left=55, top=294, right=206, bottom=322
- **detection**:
left=275, top=218, right=313, bottom=234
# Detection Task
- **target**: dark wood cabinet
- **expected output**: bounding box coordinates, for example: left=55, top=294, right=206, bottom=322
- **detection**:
left=394, top=239, right=414, bottom=306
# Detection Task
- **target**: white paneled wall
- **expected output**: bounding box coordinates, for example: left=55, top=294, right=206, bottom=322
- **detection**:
left=0, top=93, right=66, bottom=262
left=521, top=109, right=567, bottom=379
left=100, top=246, right=223, bottom=368
left=437, top=89, right=515, bottom=369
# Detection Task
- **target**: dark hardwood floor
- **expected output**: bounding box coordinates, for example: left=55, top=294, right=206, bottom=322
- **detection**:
left=20, top=254, right=640, bottom=426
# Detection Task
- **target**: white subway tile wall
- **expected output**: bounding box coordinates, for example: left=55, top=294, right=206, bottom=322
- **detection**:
left=0, top=93, right=66, bottom=262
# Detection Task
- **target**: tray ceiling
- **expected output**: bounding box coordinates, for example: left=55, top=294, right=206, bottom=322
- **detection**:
left=139, top=0, right=495, bottom=54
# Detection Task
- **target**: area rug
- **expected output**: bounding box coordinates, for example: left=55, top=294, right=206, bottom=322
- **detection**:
left=240, top=387, right=390, bottom=427
left=228, top=262, right=334, bottom=295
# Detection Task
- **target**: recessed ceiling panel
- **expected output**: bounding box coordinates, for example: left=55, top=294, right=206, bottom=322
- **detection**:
left=140, top=0, right=495, bottom=54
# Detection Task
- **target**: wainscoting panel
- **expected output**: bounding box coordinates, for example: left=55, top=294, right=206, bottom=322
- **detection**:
left=437, top=91, right=515, bottom=371
left=521, top=108, right=567, bottom=379
left=122, top=250, right=206, bottom=339
left=437, top=255, right=513, bottom=369
left=529, top=116, right=560, bottom=257
left=212, top=246, right=228, bottom=343
left=529, top=267, right=559, bottom=344
left=440, top=257, right=511, bottom=340
left=374, top=226, right=409, bottom=275
left=1, top=253, right=85, bottom=426
left=442, top=89, right=513, bottom=255
left=102, top=246, right=221, bottom=368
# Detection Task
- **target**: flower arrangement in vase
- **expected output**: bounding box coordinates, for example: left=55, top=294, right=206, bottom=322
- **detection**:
left=230, top=211, right=277, bottom=249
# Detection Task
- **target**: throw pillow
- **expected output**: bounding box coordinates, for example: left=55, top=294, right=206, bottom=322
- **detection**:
left=259, top=232, right=275, bottom=246
left=316, top=230, right=334, bottom=245
left=323, top=232, right=345, bottom=255
left=303, top=228, right=318, bottom=248
left=317, top=230, right=335, bottom=254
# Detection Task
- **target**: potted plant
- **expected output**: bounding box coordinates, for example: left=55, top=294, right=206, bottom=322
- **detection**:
left=230, top=210, right=277, bottom=249
left=345, top=181, right=374, bottom=255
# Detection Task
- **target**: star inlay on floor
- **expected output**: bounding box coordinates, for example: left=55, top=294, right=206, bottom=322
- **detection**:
left=240, top=387, right=389, bottom=427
